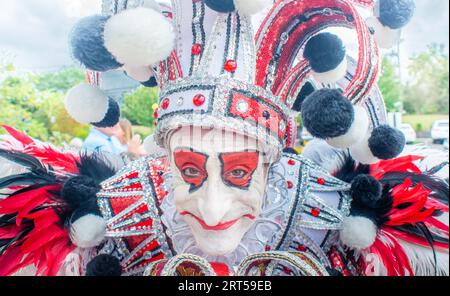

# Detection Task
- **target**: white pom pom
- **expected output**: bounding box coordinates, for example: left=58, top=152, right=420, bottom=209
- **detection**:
left=340, top=216, right=377, bottom=250
left=326, top=105, right=369, bottom=149
left=143, top=134, right=167, bottom=155
left=104, top=7, right=175, bottom=67
left=349, top=131, right=380, bottom=165
left=65, top=83, right=109, bottom=124
left=70, top=214, right=106, bottom=248
left=312, top=57, right=348, bottom=84
left=366, top=16, right=401, bottom=49
left=234, top=0, right=272, bottom=15
left=123, top=64, right=153, bottom=82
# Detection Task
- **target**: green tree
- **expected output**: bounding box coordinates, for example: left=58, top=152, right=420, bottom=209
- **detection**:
left=36, top=68, right=85, bottom=93
left=122, top=86, right=159, bottom=127
left=378, top=57, right=403, bottom=112
left=404, top=44, right=449, bottom=114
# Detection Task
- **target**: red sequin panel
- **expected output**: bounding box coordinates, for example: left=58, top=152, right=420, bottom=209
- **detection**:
left=228, top=91, right=287, bottom=140
left=255, top=0, right=354, bottom=93
left=108, top=196, right=145, bottom=216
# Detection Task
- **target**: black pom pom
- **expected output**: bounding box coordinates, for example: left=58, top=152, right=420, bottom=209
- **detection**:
left=301, top=89, right=354, bottom=139
left=378, top=0, right=416, bottom=29
left=204, top=0, right=235, bottom=13
left=369, top=125, right=406, bottom=160
left=70, top=15, right=122, bottom=72
left=141, top=76, right=158, bottom=88
left=92, top=98, right=121, bottom=128
left=292, top=82, right=315, bottom=112
left=86, top=254, right=122, bottom=276
left=351, top=175, right=383, bottom=208
left=304, top=33, right=346, bottom=73
left=62, top=176, right=100, bottom=209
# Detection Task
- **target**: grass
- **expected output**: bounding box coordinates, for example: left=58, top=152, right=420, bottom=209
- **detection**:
left=402, top=114, right=449, bottom=132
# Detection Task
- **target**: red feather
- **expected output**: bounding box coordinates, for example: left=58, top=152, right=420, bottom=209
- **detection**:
left=0, top=125, right=34, bottom=147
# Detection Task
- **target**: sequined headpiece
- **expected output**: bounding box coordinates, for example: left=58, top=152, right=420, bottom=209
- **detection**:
left=69, top=0, right=415, bottom=164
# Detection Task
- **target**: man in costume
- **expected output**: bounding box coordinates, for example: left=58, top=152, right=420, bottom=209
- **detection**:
left=0, top=0, right=448, bottom=276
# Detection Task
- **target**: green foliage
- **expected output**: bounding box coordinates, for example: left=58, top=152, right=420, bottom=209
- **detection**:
left=36, top=68, right=85, bottom=93
left=0, top=67, right=89, bottom=145
left=404, top=44, right=449, bottom=115
left=378, top=57, right=403, bottom=112
left=122, top=86, right=159, bottom=127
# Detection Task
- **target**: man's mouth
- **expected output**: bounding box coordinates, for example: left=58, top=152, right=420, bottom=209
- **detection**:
left=180, top=211, right=256, bottom=231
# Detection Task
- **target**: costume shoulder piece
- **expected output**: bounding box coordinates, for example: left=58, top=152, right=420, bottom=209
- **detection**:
left=97, top=156, right=174, bottom=275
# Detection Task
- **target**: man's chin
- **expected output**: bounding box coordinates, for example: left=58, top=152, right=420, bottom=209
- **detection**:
left=188, top=220, right=253, bottom=256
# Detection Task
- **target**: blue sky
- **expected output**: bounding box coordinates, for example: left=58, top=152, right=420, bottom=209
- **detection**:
left=0, top=0, right=448, bottom=75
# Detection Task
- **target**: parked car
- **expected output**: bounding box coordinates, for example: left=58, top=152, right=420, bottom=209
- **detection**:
left=399, top=123, right=417, bottom=144
left=443, top=138, right=449, bottom=150
left=431, top=120, right=449, bottom=144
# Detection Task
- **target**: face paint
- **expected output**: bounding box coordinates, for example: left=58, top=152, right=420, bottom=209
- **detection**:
left=173, top=148, right=208, bottom=193
left=169, top=127, right=270, bottom=256
left=220, top=151, right=259, bottom=190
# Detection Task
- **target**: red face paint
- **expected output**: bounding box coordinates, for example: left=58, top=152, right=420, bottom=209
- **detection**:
left=220, top=151, right=259, bottom=190
left=173, top=148, right=208, bottom=192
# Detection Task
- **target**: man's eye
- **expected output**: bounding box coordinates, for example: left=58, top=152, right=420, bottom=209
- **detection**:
left=182, top=167, right=201, bottom=177
left=229, top=169, right=247, bottom=179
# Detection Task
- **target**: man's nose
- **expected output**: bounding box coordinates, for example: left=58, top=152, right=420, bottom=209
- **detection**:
left=197, top=181, right=232, bottom=226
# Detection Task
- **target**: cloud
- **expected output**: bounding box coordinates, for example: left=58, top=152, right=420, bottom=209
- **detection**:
left=0, top=0, right=101, bottom=71
left=0, top=0, right=448, bottom=73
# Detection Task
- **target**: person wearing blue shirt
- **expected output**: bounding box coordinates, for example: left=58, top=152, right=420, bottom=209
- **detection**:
left=83, top=124, right=128, bottom=155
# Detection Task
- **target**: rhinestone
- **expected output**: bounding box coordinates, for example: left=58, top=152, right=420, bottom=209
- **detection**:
left=132, top=214, right=142, bottom=223
left=236, top=100, right=249, bottom=113
left=297, top=245, right=307, bottom=252
left=288, top=159, right=296, bottom=166
left=224, top=60, right=237, bottom=73
left=161, top=98, right=170, bottom=110
left=317, top=178, right=326, bottom=185
left=144, top=251, right=153, bottom=260
left=153, top=110, right=158, bottom=119
left=193, top=94, right=206, bottom=107
left=311, top=207, right=321, bottom=217
left=177, top=97, right=184, bottom=106
left=279, top=121, right=286, bottom=132
left=287, top=181, right=294, bottom=189
left=191, top=43, right=202, bottom=55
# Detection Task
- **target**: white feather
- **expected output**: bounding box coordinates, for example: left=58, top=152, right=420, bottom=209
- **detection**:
left=340, top=216, right=378, bottom=250
left=399, top=239, right=449, bottom=276
left=366, top=16, right=401, bottom=49
left=327, top=105, right=369, bottom=149
left=70, top=215, right=106, bottom=249
left=104, top=7, right=175, bottom=67
left=349, top=131, right=380, bottom=165
left=312, top=57, right=348, bottom=84
left=65, top=83, right=109, bottom=124
left=234, top=0, right=272, bottom=15
left=123, top=64, right=153, bottom=82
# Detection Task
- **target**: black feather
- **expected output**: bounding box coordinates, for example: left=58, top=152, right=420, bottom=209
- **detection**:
left=76, top=153, right=117, bottom=185
left=333, top=155, right=370, bottom=183
left=0, top=172, right=56, bottom=189
left=0, top=149, right=45, bottom=172
left=415, top=222, right=438, bottom=276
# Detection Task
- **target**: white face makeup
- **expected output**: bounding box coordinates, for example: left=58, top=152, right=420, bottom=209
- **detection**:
left=168, top=126, right=269, bottom=256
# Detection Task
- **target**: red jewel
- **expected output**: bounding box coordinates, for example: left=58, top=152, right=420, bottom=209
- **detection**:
left=224, top=60, right=237, bottom=73
left=311, top=207, right=321, bottom=217
left=283, top=267, right=292, bottom=274
left=265, top=246, right=271, bottom=252
left=317, top=177, right=326, bottom=185
left=287, top=181, right=294, bottom=189
left=297, top=245, right=307, bottom=252
left=193, top=94, right=206, bottom=107
left=161, top=98, right=170, bottom=110
left=288, top=159, right=296, bottom=166
left=191, top=43, right=203, bottom=55
left=153, top=110, right=159, bottom=119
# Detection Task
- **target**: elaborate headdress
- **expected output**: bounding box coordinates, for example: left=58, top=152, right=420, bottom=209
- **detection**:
left=66, top=0, right=415, bottom=164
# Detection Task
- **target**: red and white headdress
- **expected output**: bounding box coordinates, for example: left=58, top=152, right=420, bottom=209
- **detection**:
left=67, top=0, right=415, bottom=163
